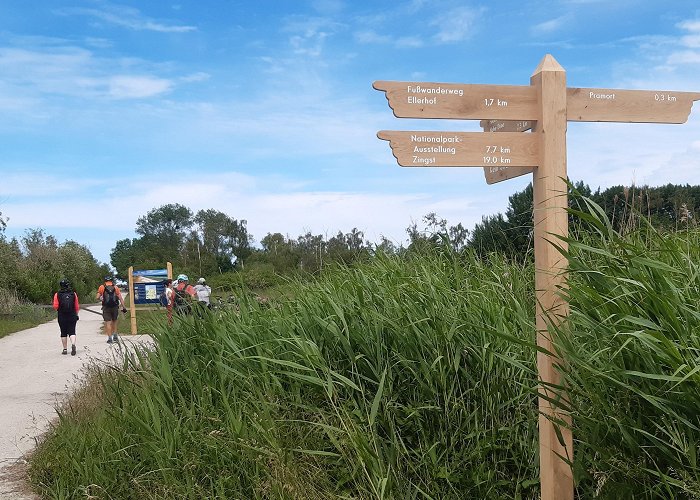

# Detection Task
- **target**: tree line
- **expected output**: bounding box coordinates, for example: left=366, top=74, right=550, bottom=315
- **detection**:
left=109, top=181, right=700, bottom=282
left=0, top=228, right=109, bottom=303
left=0, top=181, right=697, bottom=303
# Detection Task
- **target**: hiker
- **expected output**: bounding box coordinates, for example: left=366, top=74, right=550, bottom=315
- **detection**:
left=161, top=278, right=174, bottom=324
left=173, top=274, right=197, bottom=315
left=96, top=275, right=127, bottom=344
left=194, top=277, right=212, bottom=308
left=52, top=279, right=80, bottom=356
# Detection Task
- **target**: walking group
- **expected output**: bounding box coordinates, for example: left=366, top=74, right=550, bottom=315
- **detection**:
left=53, top=274, right=211, bottom=353
left=52, top=275, right=127, bottom=355
left=161, top=274, right=211, bottom=323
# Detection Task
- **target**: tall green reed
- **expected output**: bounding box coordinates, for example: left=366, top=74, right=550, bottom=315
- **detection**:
left=554, top=197, right=700, bottom=499
left=31, top=250, right=541, bottom=499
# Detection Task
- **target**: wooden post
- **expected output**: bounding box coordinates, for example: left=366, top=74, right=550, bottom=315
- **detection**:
left=167, top=261, right=173, bottom=280
left=530, top=54, right=572, bottom=500
left=128, top=265, right=137, bottom=334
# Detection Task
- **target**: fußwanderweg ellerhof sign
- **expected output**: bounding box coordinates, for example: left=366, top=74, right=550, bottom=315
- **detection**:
left=374, top=54, right=700, bottom=500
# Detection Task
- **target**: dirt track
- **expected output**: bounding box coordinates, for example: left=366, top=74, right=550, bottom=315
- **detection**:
left=0, top=304, right=151, bottom=499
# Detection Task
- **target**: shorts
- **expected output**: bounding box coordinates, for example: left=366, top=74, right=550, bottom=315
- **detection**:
left=58, top=315, right=77, bottom=337
left=102, top=306, right=119, bottom=321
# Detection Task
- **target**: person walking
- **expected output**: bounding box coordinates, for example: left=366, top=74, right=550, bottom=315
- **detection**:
left=96, top=276, right=127, bottom=344
left=194, top=277, right=212, bottom=308
left=163, top=278, right=174, bottom=324
left=174, top=274, right=197, bottom=315
left=52, top=279, right=80, bottom=355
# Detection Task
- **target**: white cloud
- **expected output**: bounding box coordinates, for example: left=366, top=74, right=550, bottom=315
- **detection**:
left=354, top=30, right=391, bottom=44
left=666, top=50, right=700, bottom=65
left=57, top=3, right=196, bottom=33
left=531, top=15, right=571, bottom=36
left=282, top=16, right=344, bottom=57
left=311, top=0, right=345, bottom=16
left=179, top=72, right=210, bottom=83
left=430, top=7, right=481, bottom=44
left=678, top=20, right=700, bottom=33
left=108, top=75, right=173, bottom=98
left=0, top=44, right=177, bottom=109
left=395, top=36, right=425, bottom=48
left=0, top=172, right=107, bottom=198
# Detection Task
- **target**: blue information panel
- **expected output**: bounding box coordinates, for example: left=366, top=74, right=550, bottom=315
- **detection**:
left=132, top=269, right=168, bottom=305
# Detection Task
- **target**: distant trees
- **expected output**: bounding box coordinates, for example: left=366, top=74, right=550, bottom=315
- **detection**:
left=0, top=229, right=108, bottom=303
left=1, top=181, right=698, bottom=304
left=111, top=183, right=700, bottom=282
left=110, top=204, right=253, bottom=279
left=467, top=181, right=699, bottom=259
left=247, top=228, right=372, bottom=276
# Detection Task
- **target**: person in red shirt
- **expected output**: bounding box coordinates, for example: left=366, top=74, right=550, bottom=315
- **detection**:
left=96, top=276, right=127, bottom=344
left=174, top=274, right=197, bottom=315
left=52, top=279, right=80, bottom=355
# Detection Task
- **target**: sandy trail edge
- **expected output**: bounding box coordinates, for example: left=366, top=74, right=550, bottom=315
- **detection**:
left=0, top=304, right=152, bottom=499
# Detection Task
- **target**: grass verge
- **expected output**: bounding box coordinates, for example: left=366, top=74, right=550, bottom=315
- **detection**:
left=0, top=289, right=54, bottom=339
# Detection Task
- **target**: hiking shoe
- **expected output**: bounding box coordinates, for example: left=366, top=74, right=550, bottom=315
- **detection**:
left=112, top=334, right=119, bottom=343
left=62, top=349, right=67, bottom=355
left=71, top=345, right=76, bottom=356
left=107, top=336, right=113, bottom=344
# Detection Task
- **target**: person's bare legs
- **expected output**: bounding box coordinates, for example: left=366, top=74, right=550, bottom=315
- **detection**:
left=105, top=319, right=113, bottom=342
left=111, top=319, right=119, bottom=342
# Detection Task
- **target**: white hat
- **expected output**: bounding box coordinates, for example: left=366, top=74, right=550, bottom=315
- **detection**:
left=198, top=277, right=206, bottom=284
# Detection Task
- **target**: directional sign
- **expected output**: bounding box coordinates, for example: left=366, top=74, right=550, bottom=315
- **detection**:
left=483, top=166, right=535, bottom=184
left=375, top=55, right=700, bottom=500
left=480, top=120, right=536, bottom=184
left=567, top=87, right=700, bottom=123
left=480, top=119, right=534, bottom=132
left=377, top=131, right=539, bottom=168
left=373, top=81, right=538, bottom=120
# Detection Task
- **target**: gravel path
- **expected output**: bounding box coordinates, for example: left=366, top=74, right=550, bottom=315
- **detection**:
left=0, top=304, right=152, bottom=498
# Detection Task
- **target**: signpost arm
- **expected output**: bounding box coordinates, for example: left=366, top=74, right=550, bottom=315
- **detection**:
left=530, top=54, right=573, bottom=500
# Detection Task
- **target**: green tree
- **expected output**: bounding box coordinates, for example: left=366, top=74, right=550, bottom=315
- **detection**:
left=326, top=228, right=370, bottom=265
left=255, top=232, right=298, bottom=273
left=134, top=204, right=194, bottom=266
left=406, top=213, right=466, bottom=253
left=192, top=209, right=252, bottom=274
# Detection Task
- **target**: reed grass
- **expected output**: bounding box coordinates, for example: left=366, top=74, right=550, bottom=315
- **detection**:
left=552, top=198, right=700, bottom=499
left=28, top=195, right=700, bottom=498
left=30, top=250, right=540, bottom=499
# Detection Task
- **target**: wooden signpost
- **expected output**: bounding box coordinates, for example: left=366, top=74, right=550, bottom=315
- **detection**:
left=374, top=54, right=700, bottom=500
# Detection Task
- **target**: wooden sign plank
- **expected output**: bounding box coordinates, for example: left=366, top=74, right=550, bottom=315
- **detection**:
left=373, top=81, right=539, bottom=120
left=567, top=87, right=700, bottom=123
left=377, top=131, right=539, bottom=168
left=483, top=166, right=535, bottom=185
left=480, top=119, right=534, bottom=132
left=480, top=120, right=536, bottom=184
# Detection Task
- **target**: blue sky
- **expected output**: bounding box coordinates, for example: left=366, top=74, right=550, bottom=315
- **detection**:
left=1, top=0, right=699, bottom=265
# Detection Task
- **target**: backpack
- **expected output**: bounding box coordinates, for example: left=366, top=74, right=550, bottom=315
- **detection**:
left=174, top=286, right=189, bottom=306
left=159, top=289, right=169, bottom=307
left=174, top=285, right=192, bottom=314
left=102, top=284, right=119, bottom=308
left=58, top=290, right=75, bottom=314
